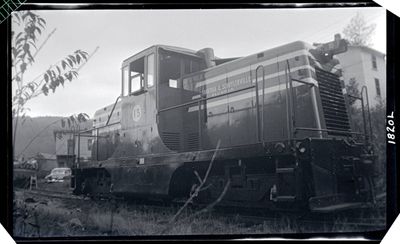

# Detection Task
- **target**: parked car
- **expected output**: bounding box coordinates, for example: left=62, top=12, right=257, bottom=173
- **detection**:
left=45, top=168, right=72, bottom=183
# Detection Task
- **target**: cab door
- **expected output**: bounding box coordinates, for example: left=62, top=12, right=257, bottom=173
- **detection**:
left=120, top=52, right=157, bottom=156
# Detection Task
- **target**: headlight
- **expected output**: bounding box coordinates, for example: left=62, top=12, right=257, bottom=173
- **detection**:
left=296, top=141, right=307, bottom=154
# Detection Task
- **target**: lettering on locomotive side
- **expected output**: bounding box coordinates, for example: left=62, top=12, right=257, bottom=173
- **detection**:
left=199, top=74, right=252, bottom=98
left=192, top=51, right=315, bottom=101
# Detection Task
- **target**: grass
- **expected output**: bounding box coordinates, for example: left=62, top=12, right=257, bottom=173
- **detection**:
left=13, top=189, right=386, bottom=238
left=13, top=191, right=298, bottom=237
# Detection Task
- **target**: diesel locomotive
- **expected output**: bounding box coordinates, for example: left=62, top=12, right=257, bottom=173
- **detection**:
left=72, top=34, right=376, bottom=212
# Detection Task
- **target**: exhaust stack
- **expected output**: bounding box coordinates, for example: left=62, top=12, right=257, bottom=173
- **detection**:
left=197, top=48, right=216, bottom=68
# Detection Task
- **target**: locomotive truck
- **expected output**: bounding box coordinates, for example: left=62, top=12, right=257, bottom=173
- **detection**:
left=72, top=34, right=376, bottom=212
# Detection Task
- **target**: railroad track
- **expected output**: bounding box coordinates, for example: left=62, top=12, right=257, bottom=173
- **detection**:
left=15, top=188, right=89, bottom=202
left=15, top=188, right=387, bottom=232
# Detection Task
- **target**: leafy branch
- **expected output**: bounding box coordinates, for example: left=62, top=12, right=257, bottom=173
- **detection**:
left=60, top=113, right=90, bottom=131
left=11, top=10, right=91, bottom=159
left=12, top=50, right=88, bottom=109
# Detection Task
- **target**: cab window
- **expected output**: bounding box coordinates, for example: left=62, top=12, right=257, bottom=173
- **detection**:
left=122, top=66, right=129, bottom=96
left=147, top=54, right=155, bottom=87
left=159, top=51, right=181, bottom=89
left=129, top=57, right=145, bottom=94
left=159, top=50, right=205, bottom=89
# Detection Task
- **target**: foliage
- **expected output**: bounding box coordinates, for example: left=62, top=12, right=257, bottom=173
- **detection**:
left=346, top=80, right=386, bottom=192
left=345, top=77, right=361, bottom=106
left=369, top=100, right=387, bottom=176
left=343, top=12, right=376, bottom=46
left=13, top=187, right=385, bottom=237
left=12, top=10, right=88, bottom=119
left=11, top=10, right=90, bottom=157
left=56, top=113, right=91, bottom=140
left=60, top=113, right=90, bottom=130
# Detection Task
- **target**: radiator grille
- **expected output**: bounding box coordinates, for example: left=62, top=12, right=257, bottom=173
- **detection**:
left=185, top=132, right=199, bottom=151
left=315, top=67, right=351, bottom=136
left=161, top=132, right=181, bottom=151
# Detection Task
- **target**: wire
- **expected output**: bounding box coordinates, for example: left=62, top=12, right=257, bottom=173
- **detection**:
left=17, top=118, right=63, bottom=158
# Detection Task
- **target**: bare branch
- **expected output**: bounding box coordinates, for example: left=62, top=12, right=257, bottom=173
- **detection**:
left=167, top=140, right=220, bottom=225
left=160, top=179, right=230, bottom=235
left=193, top=170, right=203, bottom=184
left=159, top=140, right=227, bottom=235
left=188, top=179, right=230, bottom=220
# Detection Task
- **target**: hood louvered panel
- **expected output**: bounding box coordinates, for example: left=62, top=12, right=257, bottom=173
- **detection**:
left=315, top=67, right=351, bottom=135
left=161, top=132, right=181, bottom=151
left=186, top=132, right=199, bottom=151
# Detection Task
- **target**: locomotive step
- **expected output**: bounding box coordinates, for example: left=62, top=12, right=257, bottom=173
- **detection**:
left=311, top=202, right=364, bottom=213
left=276, top=167, right=295, bottom=173
left=276, top=196, right=296, bottom=202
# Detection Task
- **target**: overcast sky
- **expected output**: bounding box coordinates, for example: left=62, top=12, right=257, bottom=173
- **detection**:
left=13, top=7, right=386, bottom=118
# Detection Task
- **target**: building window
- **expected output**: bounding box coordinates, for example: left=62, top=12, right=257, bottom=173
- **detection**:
left=88, top=139, right=93, bottom=151
left=375, top=78, right=381, bottom=97
left=371, top=55, right=377, bottom=70
left=67, top=139, right=74, bottom=155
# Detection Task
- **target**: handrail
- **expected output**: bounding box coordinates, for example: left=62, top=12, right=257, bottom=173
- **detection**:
left=255, top=65, right=265, bottom=142
left=158, top=85, right=256, bottom=113
left=75, top=94, right=121, bottom=166
left=287, top=60, right=296, bottom=141
left=361, top=85, right=373, bottom=145
left=106, top=96, right=121, bottom=126
left=284, top=61, right=293, bottom=144
left=291, top=78, right=316, bottom=87
left=78, top=121, right=120, bottom=134
left=346, top=85, right=372, bottom=145
left=295, top=127, right=365, bottom=136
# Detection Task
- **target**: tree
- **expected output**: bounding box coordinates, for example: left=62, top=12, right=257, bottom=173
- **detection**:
left=343, top=12, right=376, bottom=46
left=346, top=77, right=361, bottom=106
left=12, top=11, right=90, bottom=159
left=345, top=80, right=386, bottom=194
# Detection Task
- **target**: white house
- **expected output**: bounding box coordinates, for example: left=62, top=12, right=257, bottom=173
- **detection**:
left=336, top=45, right=386, bottom=107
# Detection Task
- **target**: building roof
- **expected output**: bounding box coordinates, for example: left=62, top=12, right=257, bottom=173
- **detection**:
left=36, top=152, right=57, bottom=160
left=348, top=45, right=386, bottom=58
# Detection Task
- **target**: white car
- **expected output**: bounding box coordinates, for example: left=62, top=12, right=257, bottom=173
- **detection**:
left=45, top=168, right=72, bottom=183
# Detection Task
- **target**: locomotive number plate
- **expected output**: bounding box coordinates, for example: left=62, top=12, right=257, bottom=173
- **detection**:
left=133, top=105, right=142, bottom=122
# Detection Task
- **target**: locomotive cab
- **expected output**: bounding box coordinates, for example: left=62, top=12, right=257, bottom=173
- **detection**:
left=115, top=46, right=209, bottom=158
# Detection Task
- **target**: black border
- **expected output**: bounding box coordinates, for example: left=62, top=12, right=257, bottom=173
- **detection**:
left=386, top=9, right=398, bottom=234
left=1, top=1, right=397, bottom=242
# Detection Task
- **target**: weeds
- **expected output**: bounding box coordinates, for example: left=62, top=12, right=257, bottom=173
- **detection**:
left=14, top=190, right=384, bottom=238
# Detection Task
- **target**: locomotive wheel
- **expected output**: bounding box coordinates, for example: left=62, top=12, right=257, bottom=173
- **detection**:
left=169, top=166, right=198, bottom=200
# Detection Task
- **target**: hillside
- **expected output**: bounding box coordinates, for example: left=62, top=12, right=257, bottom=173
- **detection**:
left=13, top=116, right=92, bottom=159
